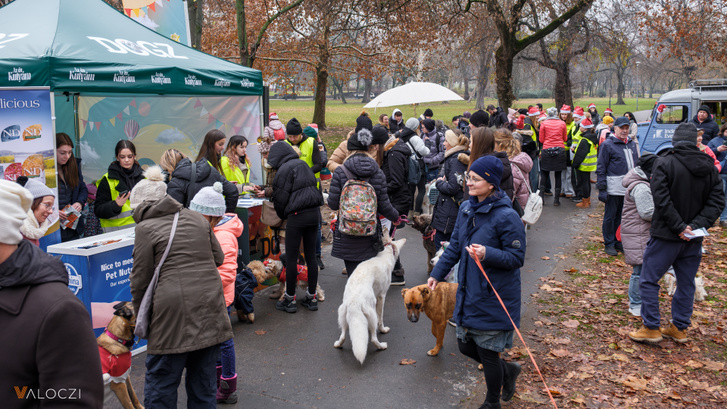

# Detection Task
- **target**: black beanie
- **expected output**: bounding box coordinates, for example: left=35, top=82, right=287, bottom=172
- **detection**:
left=698, top=105, right=711, bottom=115
left=286, top=118, right=302, bottom=135
left=637, top=153, right=657, bottom=179
left=470, top=110, right=489, bottom=128
left=423, top=108, right=434, bottom=117
left=371, top=126, right=389, bottom=145
left=672, top=122, right=698, bottom=145
left=355, top=115, right=373, bottom=133
left=421, top=119, right=435, bottom=132
left=347, top=129, right=373, bottom=151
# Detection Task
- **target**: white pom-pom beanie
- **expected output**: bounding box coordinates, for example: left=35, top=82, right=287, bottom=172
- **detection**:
left=189, top=182, right=226, bottom=217
left=130, top=165, right=167, bottom=209
left=0, top=180, right=33, bottom=244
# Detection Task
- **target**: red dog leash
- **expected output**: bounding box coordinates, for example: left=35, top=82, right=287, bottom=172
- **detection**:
left=474, top=256, right=558, bottom=408
left=422, top=228, right=436, bottom=241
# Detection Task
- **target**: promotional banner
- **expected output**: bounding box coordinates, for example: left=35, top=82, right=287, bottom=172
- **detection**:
left=0, top=87, right=60, bottom=248
left=77, top=95, right=262, bottom=184
left=122, top=0, right=191, bottom=46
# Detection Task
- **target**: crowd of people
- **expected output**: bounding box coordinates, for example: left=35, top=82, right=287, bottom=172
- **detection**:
left=1, top=99, right=725, bottom=409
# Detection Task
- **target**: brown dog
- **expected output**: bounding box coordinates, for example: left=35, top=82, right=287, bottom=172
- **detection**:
left=236, top=260, right=280, bottom=323
left=410, top=214, right=437, bottom=273
left=401, top=282, right=458, bottom=356
left=97, top=301, right=143, bottom=409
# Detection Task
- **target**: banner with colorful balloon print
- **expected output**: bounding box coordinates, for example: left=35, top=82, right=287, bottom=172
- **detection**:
left=77, top=95, right=262, bottom=184
left=122, top=0, right=191, bottom=46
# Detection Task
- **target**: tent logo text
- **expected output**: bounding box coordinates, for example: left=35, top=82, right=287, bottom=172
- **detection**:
left=69, top=68, right=95, bottom=83
left=151, top=73, right=171, bottom=85
left=65, top=263, right=82, bottom=295
left=87, top=36, right=188, bottom=60
left=214, top=79, right=230, bottom=88
left=184, top=75, right=202, bottom=86
left=240, top=79, right=254, bottom=88
left=8, top=68, right=31, bottom=83
left=113, top=70, right=135, bottom=84
left=0, top=33, right=29, bottom=49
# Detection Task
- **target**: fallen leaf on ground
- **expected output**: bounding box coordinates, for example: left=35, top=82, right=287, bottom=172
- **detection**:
left=399, top=359, right=416, bottom=365
left=550, top=349, right=570, bottom=358
left=541, top=256, right=551, bottom=260
left=622, top=376, right=648, bottom=390
left=685, top=359, right=704, bottom=369
left=703, top=360, right=725, bottom=371
left=562, top=319, right=580, bottom=329
left=254, top=330, right=267, bottom=335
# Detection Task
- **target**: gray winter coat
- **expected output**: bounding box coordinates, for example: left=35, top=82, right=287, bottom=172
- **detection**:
left=621, top=167, right=653, bottom=266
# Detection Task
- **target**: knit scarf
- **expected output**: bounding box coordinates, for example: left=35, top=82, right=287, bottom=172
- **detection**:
left=20, top=209, right=50, bottom=240
left=444, top=144, right=466, bottom=159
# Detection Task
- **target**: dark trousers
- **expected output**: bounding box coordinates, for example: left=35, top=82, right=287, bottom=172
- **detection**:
left=574, top=169, right=591, bottom=200
left=433, top=230, right=451, bottom=251
left=285, top=208, right=319, bottom=297
left=144, top=344, right=220, bottom=409
left=410, top=174, right=427, bottom=213
left=344, top=260, right=362, bottom=277
left=602, top=195, right=624, bottom=247
left=640, top=237, right=702, bottom=330
left=457, top=339, right=506, bottom=404
left=539, top=170, right=562, bottom=191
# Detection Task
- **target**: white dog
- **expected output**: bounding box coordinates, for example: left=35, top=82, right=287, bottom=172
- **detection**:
left=664, top=270, right=707, bottom=302
left=333, top=231, right=406, bottom=364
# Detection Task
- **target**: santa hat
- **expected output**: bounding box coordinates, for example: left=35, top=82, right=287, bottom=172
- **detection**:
left=515, top=115, right=525, bottom=130
left=573, top=107, right=585, bottom=118
left=269, top=112, right=279, bottom=121
left=560, top=104, right=572, bottom=114
left=528, top=106, right=540, bottom=116
left=538, top=112, right=548, bottom=122
left=604, top=108, right=613, bottom=114
left=580, top=118, right=594, bottom=129
left=308, top=123, right=319, bottom=135
left=588, top=103, right=596, bottom=110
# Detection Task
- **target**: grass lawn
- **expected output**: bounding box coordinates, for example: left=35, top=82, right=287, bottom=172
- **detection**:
left=270, top=97, right=658, bottom=147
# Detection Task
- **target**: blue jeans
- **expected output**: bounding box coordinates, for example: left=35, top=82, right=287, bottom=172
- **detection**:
left=602, top=195, right=624, bottom=248
left=145, top=344, right=220, bottom=409
left=529, top=156, right=540, bottom=192
left=720, top=174, right=727, bottom=221
left=629, top=264, right=642, bottom=309
left=426, top=168, right=440, bottom=183
left=639, top=237, right=702, bottom=330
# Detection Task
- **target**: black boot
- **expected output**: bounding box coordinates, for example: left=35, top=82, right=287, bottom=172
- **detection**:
left=477, top=401, right=501, bottom=409
left=553, top=189, right=561, bottom=206
left=501, top=362, right=521, bottom=402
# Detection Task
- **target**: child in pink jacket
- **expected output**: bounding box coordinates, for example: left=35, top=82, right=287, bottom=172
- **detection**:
left=190, top=182, right=243, bottom=404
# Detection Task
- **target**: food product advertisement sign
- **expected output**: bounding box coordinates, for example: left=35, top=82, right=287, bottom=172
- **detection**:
left=0, top=87, right=60, bottom=246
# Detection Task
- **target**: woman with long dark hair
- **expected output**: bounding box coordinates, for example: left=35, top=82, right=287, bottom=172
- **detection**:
left=221, top=135, right=259, bottom=193
left=196, top=129, right=227, bottom=174
left=468, top=127, right=514, bottom=200
left=94, top=140, right=144, bottom=232
left=56, top=132, right=88, bottom=241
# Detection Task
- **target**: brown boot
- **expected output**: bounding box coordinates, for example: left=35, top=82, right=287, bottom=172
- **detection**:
left=629, top=326, right=663, bottom=343
left=576, top=198, right=591, bottom=208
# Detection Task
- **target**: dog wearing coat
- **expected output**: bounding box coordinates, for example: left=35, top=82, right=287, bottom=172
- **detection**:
left=97, top=301, right=143, bottom=409
left=333, top=231, right=406, bottom=364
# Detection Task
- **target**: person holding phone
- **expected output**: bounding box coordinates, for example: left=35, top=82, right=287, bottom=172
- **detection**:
left=94, top=140, right=144, bottom=233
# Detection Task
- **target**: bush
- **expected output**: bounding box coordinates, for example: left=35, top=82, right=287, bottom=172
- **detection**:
left=518, top=89, right=553, bottom=99
left=597, top=89, right=607, bottom=98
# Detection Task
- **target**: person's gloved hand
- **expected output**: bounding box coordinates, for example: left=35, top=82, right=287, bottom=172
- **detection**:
left=598, top=190, right=607, bottom=203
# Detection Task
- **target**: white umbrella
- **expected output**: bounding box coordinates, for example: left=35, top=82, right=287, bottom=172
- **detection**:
left=363, top=82, right=463, bottom=111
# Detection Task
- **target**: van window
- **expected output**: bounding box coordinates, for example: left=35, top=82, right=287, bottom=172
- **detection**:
left=655, top=105, right=688, bottom=124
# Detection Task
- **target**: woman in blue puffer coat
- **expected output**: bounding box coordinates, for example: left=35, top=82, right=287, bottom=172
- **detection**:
left=428, top=156, right=526, bottom=409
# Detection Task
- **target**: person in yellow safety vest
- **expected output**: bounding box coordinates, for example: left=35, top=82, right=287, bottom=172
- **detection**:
left=285, top=118, right=323, bottom=188
left=196, top=129, right=227, bottom=175
left=221, top=134, right=260, bottom=194
left=572, top=118, right=599, bottom=208
left=94, top=140, right=144, bottom=232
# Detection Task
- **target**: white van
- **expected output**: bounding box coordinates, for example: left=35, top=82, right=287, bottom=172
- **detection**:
left=637, top=79, right=727, bottom=154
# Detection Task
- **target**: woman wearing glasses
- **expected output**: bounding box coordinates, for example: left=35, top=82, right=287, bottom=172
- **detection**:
left=16, top=177, right=56, bottom=246
left=427, top=156, right=526, bottom=409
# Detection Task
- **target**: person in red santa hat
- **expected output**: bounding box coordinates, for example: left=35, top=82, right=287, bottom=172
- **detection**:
left=572, top=118, right=599, bottom=208
left=588, top=103, right=601, bottom=127
left=603, top=107, right=614, bottom=119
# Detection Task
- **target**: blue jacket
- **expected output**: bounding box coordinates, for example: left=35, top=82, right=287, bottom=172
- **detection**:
left=596, top=135, right=638, bottom=196
left=430, top=191, right=526, bottom=331
left=707, top=134, right=727, bottom=174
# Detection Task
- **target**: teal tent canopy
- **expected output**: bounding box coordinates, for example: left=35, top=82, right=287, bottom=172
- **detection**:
left=0, top=0, right=263, bottom=96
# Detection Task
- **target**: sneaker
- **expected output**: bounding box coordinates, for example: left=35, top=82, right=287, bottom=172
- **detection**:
left=628, top=305, right=641, bottom=317
left=604, top=246, right=618, bottom=256
left=276, top=294, right=297, bottom=313
left=720, top=220, right=727, bottom=228
left=316, top=255, right=325, bottom=270
left=300, top=293, right=318, bottom=311
left=501, top=362, right=521, bottom=402
left=447, top=319, right=456, bottom=327
left=391, top=269, right=406, bottom=286
left=629, top=326, right=663, bottom=343
left=661, top=323, right=689, bottom=343
left=477, top=401, right=501, bottom=409
left=544, top=190, right=553, bottom=196
left=571, top=196, right=582, bottom=203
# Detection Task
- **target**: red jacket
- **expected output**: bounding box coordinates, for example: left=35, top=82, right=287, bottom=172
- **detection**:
left=214, top=214, right=244, bottom=307
left=539, top=119, right=567, bottom=150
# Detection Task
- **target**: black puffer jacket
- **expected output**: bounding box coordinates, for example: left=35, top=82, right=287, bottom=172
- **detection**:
left=268, top=141, right=323, bottom=220
left=489, top=107, right=509, bottom=128
left=383, top=138, right=413, bottom=215
left=432, top=147, right=468, bottom=234
left=167, top=158, right=239, bottom=212
left=690, top=114, right=720, bottom=144
left=649, top=143, right=724, bottom=241
left=328, top=153, right=401, bottom=261
left=0, top=240, right=103, bottom=408
left=94, top=161, right=144, bottom=219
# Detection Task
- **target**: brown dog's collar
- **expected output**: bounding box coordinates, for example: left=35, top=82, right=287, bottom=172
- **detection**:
left=105, top=329, right=135, bottom=347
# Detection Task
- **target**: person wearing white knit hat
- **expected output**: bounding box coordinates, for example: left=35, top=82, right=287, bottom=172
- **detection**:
left=16, top=177, right=56, bottom=246
left=129, top=166, right=167, bottom=209
left=0, top=179, right=105, bottom=407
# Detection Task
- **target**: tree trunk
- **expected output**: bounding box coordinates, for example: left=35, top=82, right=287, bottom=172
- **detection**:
left=616, top=66, right=626, bottom=105
left=236, top=0, right=252, bottom=67
left=362, top=78, right=372, bottom=103
left=494, top=46, right=516, bottom=109
left=187, top=0, right=204, bottom=50
left=475, top=41, right=491, bottom=110
left=313, top=65, right=328, bottom=128
left=553, top=63, right=573, bottom=110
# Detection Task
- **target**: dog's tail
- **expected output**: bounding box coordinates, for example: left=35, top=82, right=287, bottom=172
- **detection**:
left=347, top=305, right=370, bottom=365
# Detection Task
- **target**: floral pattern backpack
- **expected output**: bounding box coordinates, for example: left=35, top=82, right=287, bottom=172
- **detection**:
left=337, top=164, right=378, bottom=236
